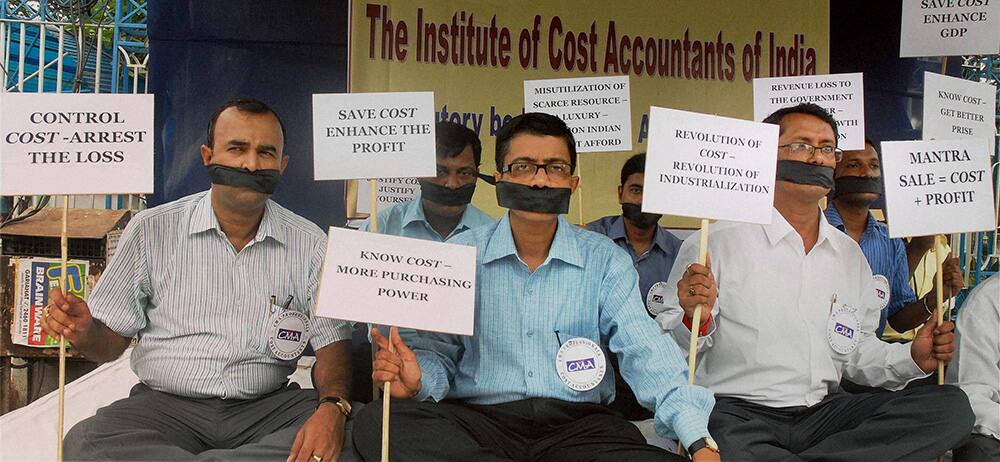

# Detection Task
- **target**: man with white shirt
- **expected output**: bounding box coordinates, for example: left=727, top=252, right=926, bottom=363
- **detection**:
left=651, top=102, right=973, bottom=461
left=949, top=274, right=1000, bottom=462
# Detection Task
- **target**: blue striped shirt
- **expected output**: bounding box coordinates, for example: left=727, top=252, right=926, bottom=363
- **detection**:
left=89, top=190, right=351, bottom=399
left=825, top=204, right=917, bottom=337
left=358, top=195, right=495, bottom=242
left=407, top=213, right=714, bottom=446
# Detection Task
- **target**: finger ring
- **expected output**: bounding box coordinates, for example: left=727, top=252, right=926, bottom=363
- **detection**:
left=43, top=304, right=52, bottom=318
left=687, top=286, right=696, bottom=296
left=311, top=456, right=323, bottom=462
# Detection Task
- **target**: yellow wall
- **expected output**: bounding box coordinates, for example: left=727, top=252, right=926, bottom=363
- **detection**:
left=350, top=0, right=830, bottom=227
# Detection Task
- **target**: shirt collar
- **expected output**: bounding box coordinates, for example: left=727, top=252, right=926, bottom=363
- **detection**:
left=610, top=215, right=671, bottom=253
left=826, top=202, right=886, bottom=239
left=188, top=190, right=285, bottom=245
left=402, top=195, right=478, bottom=235
left=483, top=213, right=584, bottom=268
left=763, top=207, right=841, bottom=251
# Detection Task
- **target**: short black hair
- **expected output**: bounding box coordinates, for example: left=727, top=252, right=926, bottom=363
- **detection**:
left=436, top=120, right=482, bottom=166
left=762, top=102, right=839, bottom=146
left=206, top=98, right=286, bottom=149
left=495, top=112, right=577, bottom=173
left=620, top=153, right=646, bottom=185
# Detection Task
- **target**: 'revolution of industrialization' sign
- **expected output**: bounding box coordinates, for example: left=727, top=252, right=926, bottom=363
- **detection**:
left=524, top=75, right=632, bottom=152
left=643, top=107, right=778, bottom=225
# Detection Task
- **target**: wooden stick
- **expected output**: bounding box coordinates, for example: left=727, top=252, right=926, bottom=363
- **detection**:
left=381, top=339, right=394, bottom=462
left=934, top=234, right=946, bottom=385
left=369, top=179, right=379, bottom=233
left=577, top=165, right=585, bottom=225
left=57, top=196, right=68, bottom=462
left=367, top=179, right=393, bottom=462
left=687, top=219, right=710, bottom=384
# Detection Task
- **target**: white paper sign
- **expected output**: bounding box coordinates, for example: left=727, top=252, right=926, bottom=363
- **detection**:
left=923, top=72, right=996, bottom=158
left=900, top=0, right=1000, bottom=57
left=315, top=227, right=477, bottom=336
left=523, top=75, right=632, bottom=153
left=312, top=92, right=436, bottom=180
left=0, top=93, right=153, bottom=195
left=753, top=73, right=865, bottom=150
left=357, top=177, right=422, bottom=214
left=881, top=138, right=995, bottom=238
left=643, top=107, right=779, bottom=224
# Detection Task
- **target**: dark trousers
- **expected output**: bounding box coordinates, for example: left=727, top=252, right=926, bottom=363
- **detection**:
left=352, top=397, right=684, bottom=462
left=953, top=434, right=1000, bottom=462
left=709, top=385, right=974, bottom=462
left=65, top=383, right=317, bottom=461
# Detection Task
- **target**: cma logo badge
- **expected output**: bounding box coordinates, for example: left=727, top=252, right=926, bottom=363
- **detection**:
left=566, top=358, right=596, bottom=372
left=875, top=288, right=887, bottom=300
left=834, top=323, right=854, bottom=339
left=651, top=294, right=664, bottom=304
left=277, top=328, right=302, bottom=342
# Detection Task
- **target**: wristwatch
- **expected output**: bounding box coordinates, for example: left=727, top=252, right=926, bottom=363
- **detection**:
left=688, top=436, right=720, bottom=455
left=317, top=396, right=352, bottom=417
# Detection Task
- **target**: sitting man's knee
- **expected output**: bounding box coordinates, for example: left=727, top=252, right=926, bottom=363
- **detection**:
left=63, top=418, right=101, bottom=460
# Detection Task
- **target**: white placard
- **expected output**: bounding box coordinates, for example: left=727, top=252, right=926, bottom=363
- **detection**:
left=0, top=93, right=153, bottom=195
left=315, top=227, right=477, bottom=336
left=357, top=177, right=422, bottom=214
left=312, top=92, right=436, bottom=180
left=881, top=138, right=995, bottom=238
left=523, top=75, right=632, bottom=153
left=643, top=107, right=779, bottom=224
left=900, top=0, right=1000, bottom=57
left=923, top=72, right=996, bottom=158
left=753, top=73, right=865, bottom=151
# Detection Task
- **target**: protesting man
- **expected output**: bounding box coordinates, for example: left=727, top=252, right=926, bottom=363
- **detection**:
left=359, top=120, right=494, bottom=241
left=949, top=274, right=1000, bottom=462
left=826, top=139, right=964, bottom=338
left=653, top=103, right=973, bottom=460
left=354, top=113, right=719, bottom=461
left=587, top=152, right=682, bottom=420
left=41, top=99, right=354, bottom=462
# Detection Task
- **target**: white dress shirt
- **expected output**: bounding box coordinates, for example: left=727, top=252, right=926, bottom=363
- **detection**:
left=948, top=274, right=999, bottom=439
left=652, top=208, right=928, bottom=408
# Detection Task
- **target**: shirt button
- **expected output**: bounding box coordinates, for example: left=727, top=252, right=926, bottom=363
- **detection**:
left=526, top=331, right=534, bottom=337
left=527, top=289, right=534, bottom=294
left=528, top=371, right=534, bottom=377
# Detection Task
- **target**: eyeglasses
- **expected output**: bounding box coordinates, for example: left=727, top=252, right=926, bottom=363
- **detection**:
left=779, top=142, right=843, bottom=161
left=501, top=161, right=573, bottom=179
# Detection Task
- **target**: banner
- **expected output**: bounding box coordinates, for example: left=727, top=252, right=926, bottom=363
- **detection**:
left=349, top=0, right=830, bottom=226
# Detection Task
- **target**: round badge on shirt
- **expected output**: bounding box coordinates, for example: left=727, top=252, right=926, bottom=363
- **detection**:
left=827, top=304, right=862, bottom=355
left=646, top=281, right=671, bottom=317
left=555, top=337, right=607, bottom=392
left=268, top=310, right=311, bottom=361
left=872, top=274, right=891, bottom=311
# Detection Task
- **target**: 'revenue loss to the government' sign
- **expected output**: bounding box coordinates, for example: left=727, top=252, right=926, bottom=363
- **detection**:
left=753, top=72, right=865, bottom=150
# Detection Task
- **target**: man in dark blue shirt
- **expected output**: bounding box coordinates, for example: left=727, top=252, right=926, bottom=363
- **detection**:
left=587, top=153, right=682, bottom=420
left=826, top=139, right=964, bottom=338
left=587, top=153, right=683, bottom=316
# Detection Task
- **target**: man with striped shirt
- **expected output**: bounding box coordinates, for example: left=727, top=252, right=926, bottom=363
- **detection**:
left=353, top=113, right=718, bottom=461
left=826, top=139, right=965, bottom=338
left=40, top=99, right=353, bottom=462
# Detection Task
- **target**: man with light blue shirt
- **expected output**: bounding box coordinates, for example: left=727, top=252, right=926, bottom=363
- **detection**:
left=587, top=152, right=682, bottom=421
left=359, top=121, right=494, bottom=242
left=41, top=99, right=354, bottom=462
left=826, top=139, right=964, bottom=338
left=353, top=113, right=718, bottom=461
